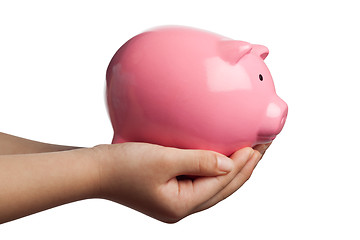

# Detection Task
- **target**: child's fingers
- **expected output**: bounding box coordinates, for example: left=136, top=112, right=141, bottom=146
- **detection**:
left=168, top=148, right=253, bottom=178
left=253, top=142, right=271, bottom=161
left=191, top=150, right=262, bottom=213
left=173, top=148, right=255, bottom=209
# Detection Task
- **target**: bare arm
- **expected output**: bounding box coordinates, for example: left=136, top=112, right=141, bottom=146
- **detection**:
left=0, top=132, right=79, bottom=155
left=0, top=147, right=99, bottom=223
left=0, top=133, right=269, bottom=224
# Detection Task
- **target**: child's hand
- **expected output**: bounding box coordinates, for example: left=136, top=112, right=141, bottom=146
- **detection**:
left=0, top=132, right=270, bottom=224
left=93, top=142, right=268, bottom=223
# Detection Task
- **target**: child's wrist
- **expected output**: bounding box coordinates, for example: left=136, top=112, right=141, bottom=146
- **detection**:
left=87, top=144, right=112, bottom=199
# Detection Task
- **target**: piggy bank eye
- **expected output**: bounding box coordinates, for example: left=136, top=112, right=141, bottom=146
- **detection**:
left=259, top=74, right=263, bottom=81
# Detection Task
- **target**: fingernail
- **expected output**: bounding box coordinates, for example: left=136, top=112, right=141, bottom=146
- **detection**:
left=217, top=155, right=234, bottom=173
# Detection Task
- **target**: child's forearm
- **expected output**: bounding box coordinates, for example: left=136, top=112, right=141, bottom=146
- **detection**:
left=0, top=148, right=99, bottom=223
left=0, top=132, right=79, bottom=155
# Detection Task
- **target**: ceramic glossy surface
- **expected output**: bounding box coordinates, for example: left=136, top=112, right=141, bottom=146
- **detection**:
left=106, top=26, right=288, bottom=156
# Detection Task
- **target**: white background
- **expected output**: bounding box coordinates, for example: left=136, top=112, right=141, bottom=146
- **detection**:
left=1, top=0, right=359, bottom=239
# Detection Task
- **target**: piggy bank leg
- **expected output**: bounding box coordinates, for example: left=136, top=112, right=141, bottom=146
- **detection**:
left=112, top=135, right=127, bottom=144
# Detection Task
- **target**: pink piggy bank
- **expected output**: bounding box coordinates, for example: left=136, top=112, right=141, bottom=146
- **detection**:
left=106, top=26, right=288, bottom=156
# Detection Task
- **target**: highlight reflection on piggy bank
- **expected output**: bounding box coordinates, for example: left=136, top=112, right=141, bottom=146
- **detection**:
left=106, top=26, right=288, bottom=156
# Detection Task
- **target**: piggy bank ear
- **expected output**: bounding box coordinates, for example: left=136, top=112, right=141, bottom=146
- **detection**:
left=251, top=44, right=269, bottom=60
left=218, top=40, right=252, bottom=64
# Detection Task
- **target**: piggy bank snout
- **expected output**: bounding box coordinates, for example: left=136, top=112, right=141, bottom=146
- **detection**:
left=258, top=96, right=288, bottom=139
left=279, top=106, right=288, bottom=133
